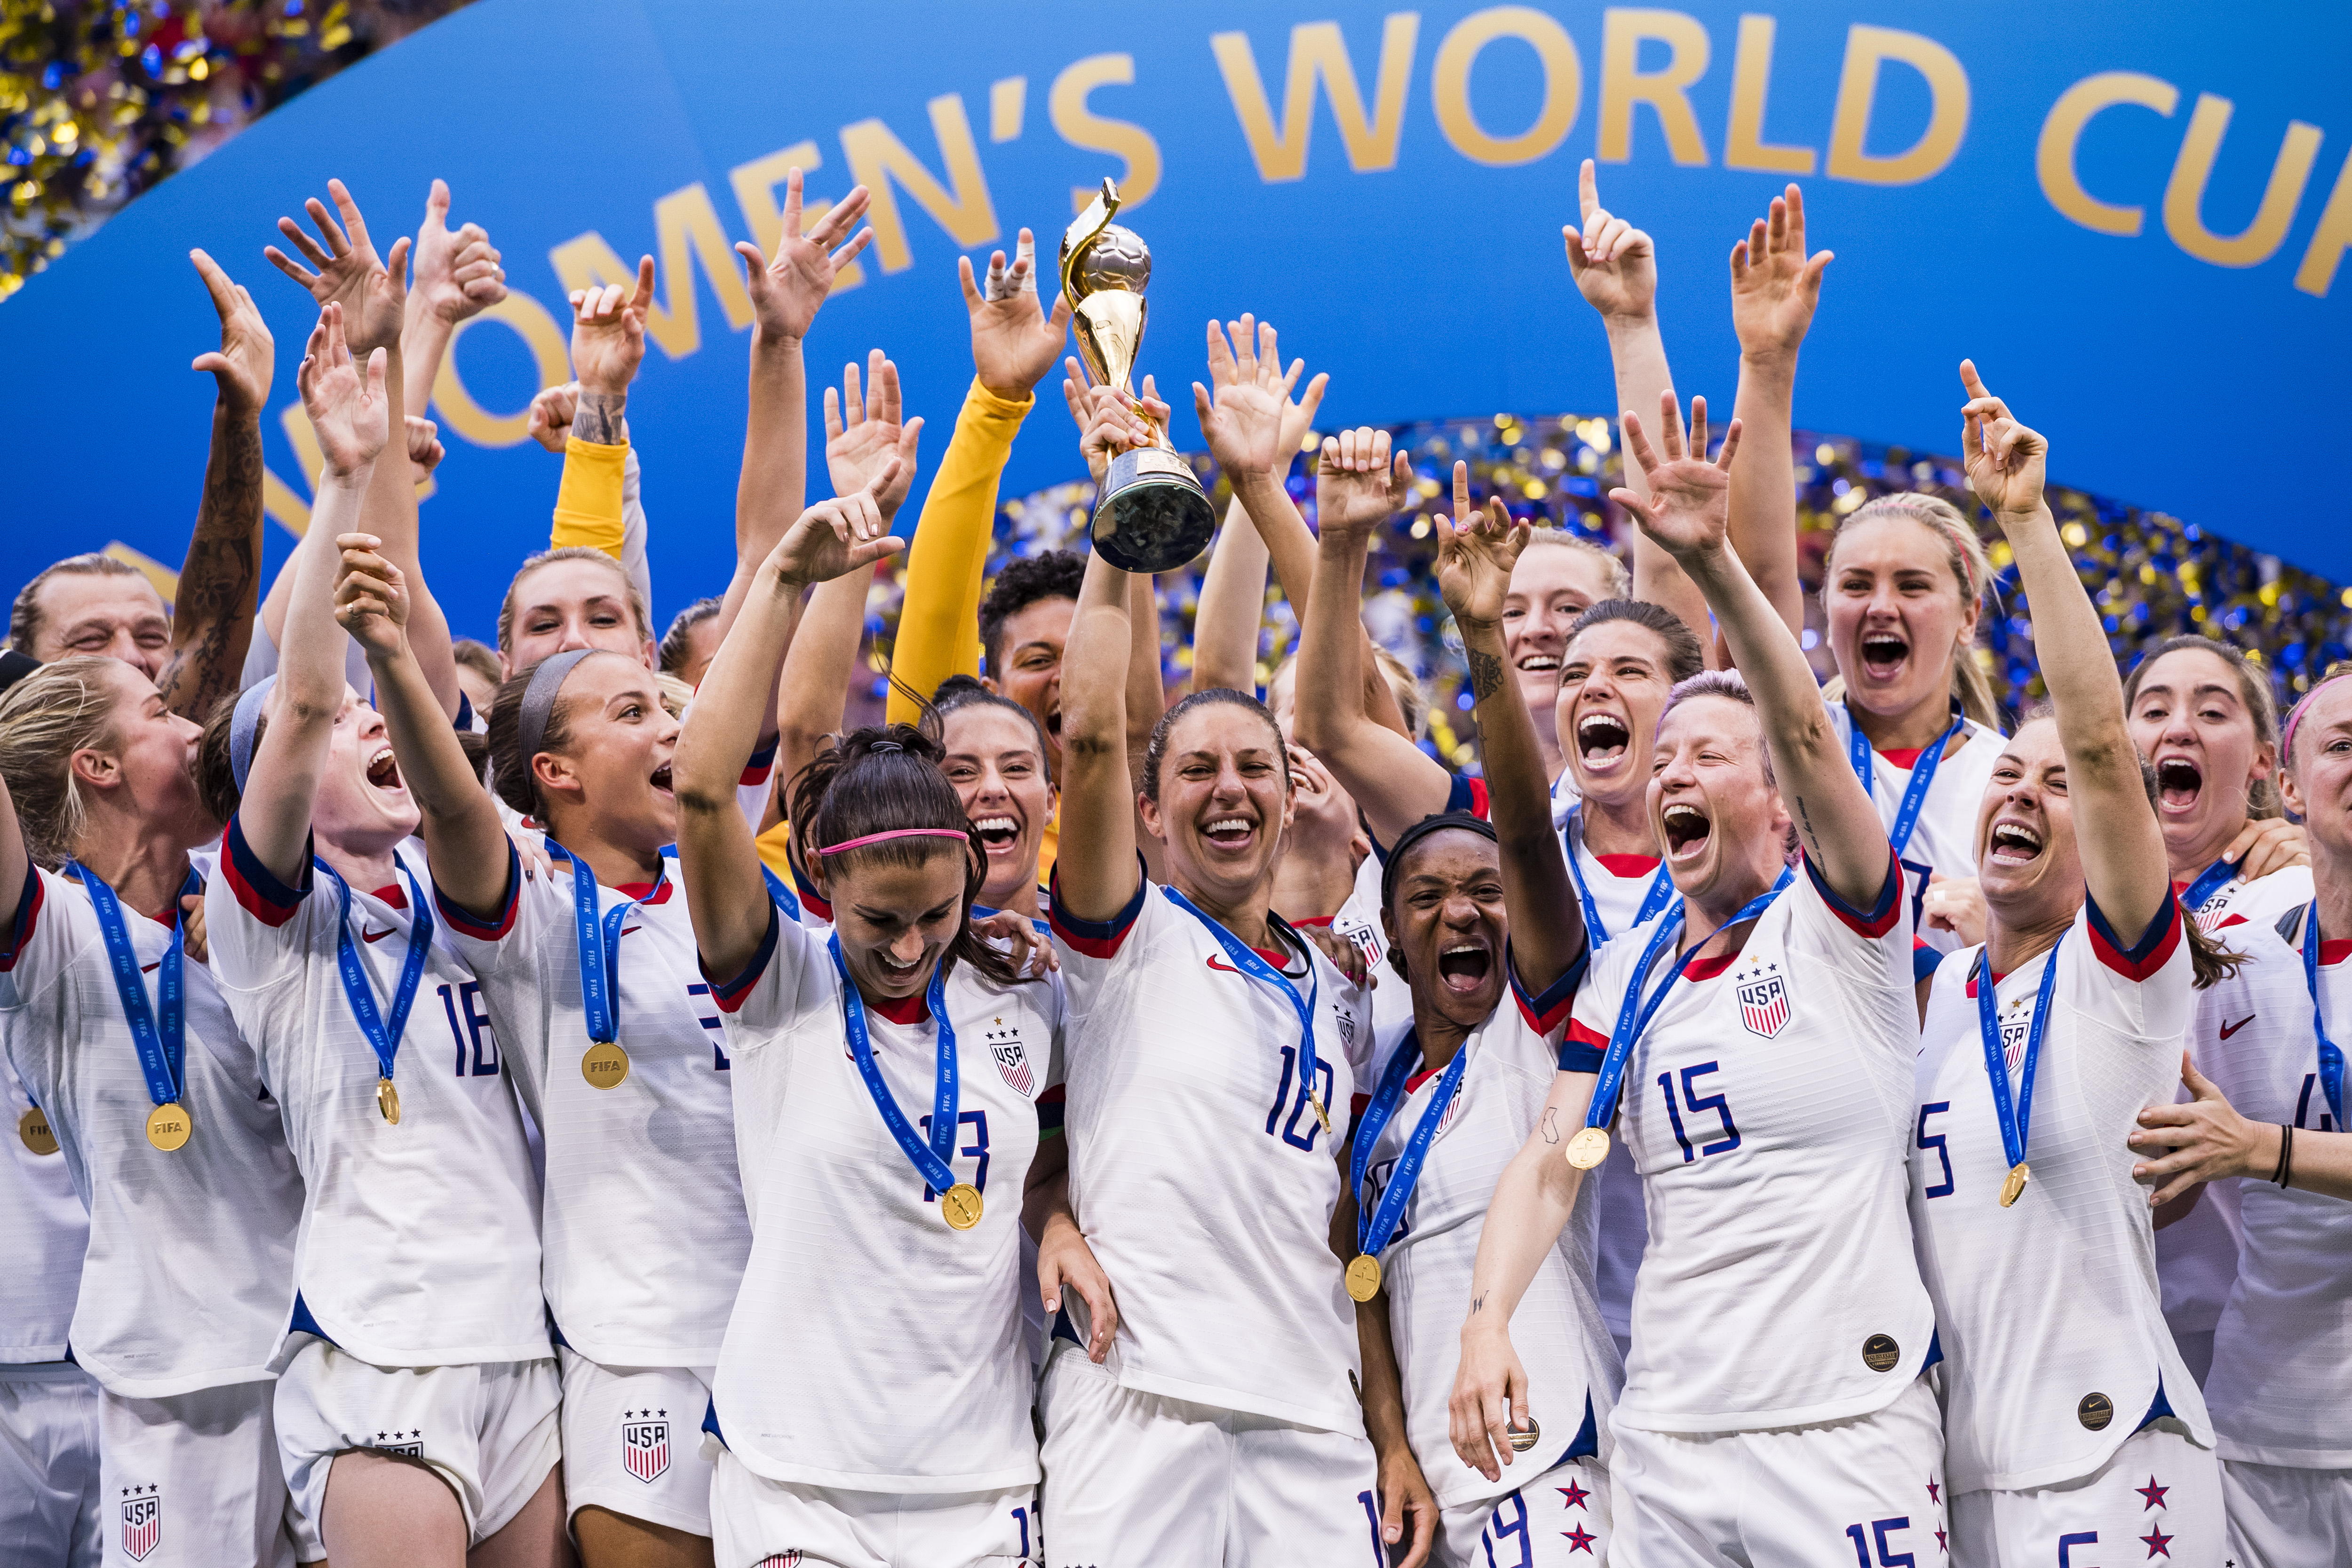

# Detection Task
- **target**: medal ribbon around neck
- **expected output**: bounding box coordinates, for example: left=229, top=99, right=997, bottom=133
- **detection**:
left=1161, top=884, right=1328, bottom=1132
left=2180, top=856, right=2241, bottom=915
left=827, top=930, right=971, bottom=1220
left=69, top=860, right=201, bottom=1142
left=554, top=841, right=667, bottom=1046
left=1976, top=930, right=2066, bottom=1206
left=1578, top=868, right=1792, bottom=1146
left=1350, top=1027, right=1469, bottom=1277
left=2299, top=906, right=2345, bottom=1129
left=1563, top=806, right=1676, bottom=944
left=1847, top=699, right=1966, bottom=858
left=320, top=857, right=434, bottom=1115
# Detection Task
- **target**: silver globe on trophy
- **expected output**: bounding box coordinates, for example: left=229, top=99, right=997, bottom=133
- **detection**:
left=1059, top=178, right=1219, bottom=572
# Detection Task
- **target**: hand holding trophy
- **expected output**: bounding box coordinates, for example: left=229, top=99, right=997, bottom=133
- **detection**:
left=1060, top=178, right=1218, bottom=571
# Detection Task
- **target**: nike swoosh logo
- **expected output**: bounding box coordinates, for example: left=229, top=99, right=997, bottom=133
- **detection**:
left=141, top=961, right=160, bottom=973
left=1206, top=954, right=1243, bottom=973
left=619, top=924, right=644, bottom=938
left=361, top=925, right=396, bottom=944
left=2220, top=1014, right=2256, bottom=1039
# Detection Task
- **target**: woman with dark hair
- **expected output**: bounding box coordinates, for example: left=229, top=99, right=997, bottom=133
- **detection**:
left=933, top=676, right=1056, bottom=926
left=670, top=477, right=1109, bottom=1568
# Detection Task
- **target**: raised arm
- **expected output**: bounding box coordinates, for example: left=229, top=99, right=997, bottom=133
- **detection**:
left=676, top=469, right=903, bottom=981
left=1960, top=361, right=2166, bottom=936
left=158, top=251, right=273, bottom=723
left=239, top=307, right=389, bottom=885
left=1430, top=463, right=1586, bottom=992
left=1190, top=366, right=1323, bottom=693
left=1724, top=184, right=1828, bottom=645
left=1053, top=548, right=1143, bottom=922
left=1615, top=391, right=1889, bottom=906
left=398, top=179, right=508, bottom=415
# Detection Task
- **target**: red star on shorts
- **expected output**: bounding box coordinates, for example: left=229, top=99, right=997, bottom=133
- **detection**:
left=1926, top=1479, right=1940, bottom=1503
left=1557, top=1480, right=1591, bottom=1510
left=2142, top=1523, right=2174, bottom=1558
left=1936, top=1528, right=1949, bottom=1552
left=1562, top=1523, right=1597, bottom=1554
left=2136, top=1475, right=2170, bottom=1510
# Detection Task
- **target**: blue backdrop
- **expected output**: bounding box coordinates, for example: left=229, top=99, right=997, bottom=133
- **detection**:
left=4, top=0, right=2346, bottom=638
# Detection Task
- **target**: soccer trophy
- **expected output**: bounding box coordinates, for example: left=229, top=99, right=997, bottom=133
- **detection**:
left=1059, top=178, right=1218, bottom=571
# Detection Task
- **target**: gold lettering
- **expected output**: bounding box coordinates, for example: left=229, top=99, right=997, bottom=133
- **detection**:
left=1431, top=6, right=1582, bottom=168
left=2294, top=147, right=2352, bottom=296
left=1826, top=24, right=1970, bottom=187
left=2162, top=93, right=2323, bottom=268
left=1210, top=15, right=1421, bottom=182
left=1724, top=14, right=1813, bottom=175
left=2035, top=72, right=2178, bottom=237
left=839, top=95, right=1000, bottom=275
left=727, top=144, right=868, bottom=293
left=1598, top=8, right=1711, bottom=166
left=430, top=293, right=574, bottom=448
left=1050, top=54, right=1165, bottom=213
left=991, top=77, right=1027, bottom=142
left=549, top=181, right=755, bottom=360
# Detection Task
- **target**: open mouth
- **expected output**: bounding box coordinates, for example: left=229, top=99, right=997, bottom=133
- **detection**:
left=364, top=746, right=403, bottom=792
left=1202, top=815, right=1257, bottom=852
left=874, top=948, right=923, bottom=979
left=1988, top=819, right=2043, bottom=865
left=1859, top=631, right=1909, bottom=681
left=1518, top=653, right=1560, bottom=678
left=973, top=814, right=1020, bottom=852
left=1577, top=711, right=1631, bottom=768
left=1436, top=941, right=1493, bottom=995
left=1045, top=706, right=1063, bottom=741
left=2156, top=756, right=2202, bottom=812
left=1662, top=801, right=1712, bottom=861
left=649, top=763, right=674, bottom=795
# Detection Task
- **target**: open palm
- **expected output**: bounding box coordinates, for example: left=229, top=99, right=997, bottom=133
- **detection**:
left=963, top=230, right=1075, bottom=398
left=1612, top=392, right=1740, bottom=561
left=738, top=168, right=873, bottom=342
left=1194, top=314, right=1288, bottom=478
left=1729, top=184, right=1831, bottom=358
left=266, top=179, right=408, bottom=355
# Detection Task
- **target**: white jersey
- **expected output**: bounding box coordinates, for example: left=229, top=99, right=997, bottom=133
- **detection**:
left=1826, top=704, right=2003, bottom=954
left=1569, top=852, right=1931, bottom=1433
left=2191, top=885, right=2352, bottom=1468
left=1050, top=875, right=1374, bottom=1434
left=1359, top=969, right=1618, bottom=1508
left=0, top=1051, right=84, bottom=1362
left=708, top=906, right=1064, bottom=1490
left=0, top=857, right=302, bottom=1398
left=436, top=841, right=748, bottom=1368
left=205, top=823, right=546, bottom=1367
left=1909, top=894, right=2210, bottom=1493
left=1327, top=853, right=1411, bottom=1073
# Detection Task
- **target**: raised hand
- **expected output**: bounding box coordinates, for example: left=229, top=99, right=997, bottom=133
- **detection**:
left=764, top=459, right=908, bottom=589
left=1729, top=184, right=1831, bottom=360
left=1563, top=159, right=1657, bottom=323
left=405, top=415, right=445, bottom=477
left=961, top=228, right=1075, bottom=398
left=1432, top=460, right=1529, bottom=631
left=525, top=382, right=578, bottom=453
left=332, top=532, right=409, bottom=657
left=1063, top=358, right=1164, bottom=486
left=1610, top=391, right=1742, bottom=562
left=409, top=179, right=507, bottom=326
left=1278, top=364, right=1331, bottom=463
left=735, top=168, right=873, bottom=342
left=266, top=178, right=409, bottom=355
left=823, top=350, right=924, bottom=521
left=189, top=249, right=274, bottom=417
left=1958, top=360, right=2048, bottom=524
left=1314, top=426, right=1414, bottom=541
left=1194, top=314, right=1291, bottom=480
left=572, top=255, right=656, bottom=399
left=296, top=302, right=390, bottom=480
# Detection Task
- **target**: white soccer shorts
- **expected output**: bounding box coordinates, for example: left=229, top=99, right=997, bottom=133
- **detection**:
left=558, top=1349, right=715, bottom=1539
left=0, top=1362, right=100, bottom=1566
left=708, top=1449, right=1037, bottom=1568
left=1608, top=1376, right=1946, bottom=1568
left=1036, top=1343, right=1382, bottom=1567
left=273, top=1338, right=561, bottom=1554
left=97, top=1377, right=296, bottom=1567
left=1948, top=1423, right=2220, bottom=1568
left=2221, top=1457, right=2352, bottom=1568
left=1437, top=1454, right=1611, bottom=1567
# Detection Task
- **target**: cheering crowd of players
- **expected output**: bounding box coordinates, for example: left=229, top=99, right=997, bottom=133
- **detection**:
left=0, top=159, right=2345, bottom=1568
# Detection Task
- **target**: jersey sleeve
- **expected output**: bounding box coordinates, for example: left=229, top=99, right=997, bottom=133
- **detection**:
left=1036, top=972, right=1068, bottom=1139
left=1507, top=936, right=1590, bottom=1068
left=1045, top=859, right=1152, bottom=1015
left=1788, top=847, right=1914, bottom=986
left=736, top=737, right=779, bottom=836
left=0, top=864, right=88, bottom=1011
left=1562, top=932, right=1632, bottom=1076
left=550, top=436, right=627, bottom=559
left=202, top=815, right=319, bottom=994
left=431, top=836, right=536, bottom=975
left=2060, top=890, right=2192, bottom=1041
left=698, top=899, right=830, bottom=1037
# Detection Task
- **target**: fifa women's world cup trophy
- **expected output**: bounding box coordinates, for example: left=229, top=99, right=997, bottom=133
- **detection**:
left=1059, top=178, right=1219, bottom=572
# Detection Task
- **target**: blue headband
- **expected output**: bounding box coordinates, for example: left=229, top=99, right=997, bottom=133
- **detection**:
left=229, top=676, right=277, bottom=793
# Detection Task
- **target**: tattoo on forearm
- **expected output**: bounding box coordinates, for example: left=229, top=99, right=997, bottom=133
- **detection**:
left=1467, top=647, right=1506, bottom=703
left=159, top=412, right=263, bottom=720
left=1541, top=1108, right=1560, bottom=1145
left=572, top=390, right=628, bottom=445
left=1469, top=1293, right=1487, bottom=1315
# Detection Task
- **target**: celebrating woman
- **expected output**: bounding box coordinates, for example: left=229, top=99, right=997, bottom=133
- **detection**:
left=1907, top=364, right=2227, bottom=1561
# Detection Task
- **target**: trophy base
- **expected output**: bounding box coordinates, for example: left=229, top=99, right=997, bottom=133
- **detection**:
left=1091, top=447, right=1218, bottom=572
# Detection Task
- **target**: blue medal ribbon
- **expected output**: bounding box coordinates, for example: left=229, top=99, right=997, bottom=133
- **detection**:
left=1581, top=869, right=1791, bottom=1134
left=68, top=860, right=199, bottom=1112
left=1847, top=700, right=1966, bottom=858
left=1350, top=1027, right=1469, bottom=1263
left=1162, top=885, right=1327, bottom=1129
left=2299, top=907, right=2344, bottom=1129
left=1976, top=933, right=2066, bottom=1173
left=554, top=842, right=668, bottom=1045
left=320, top=857, right=434, bottom=1086
left=1562, top=807, right=1675, bottom=944
left=2179, top=857, right=2241, bottom=915
left=761, top=863, right=801, bottom=923
left=827, top=930, right=960, bottom=1198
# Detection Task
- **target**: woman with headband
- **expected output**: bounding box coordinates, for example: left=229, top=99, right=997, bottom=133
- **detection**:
left=200, top=308, right=555, bottom=1566
left=1455, top=390, right=1941, bottom=1563
left=2126, top=667, right=2352, bottom=1567
left=1907, top=365, right=2233, bottom=1563
left=669, top=478, right=1104, bottom=1568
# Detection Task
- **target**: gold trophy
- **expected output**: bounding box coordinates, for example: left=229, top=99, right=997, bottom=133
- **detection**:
left=1059, top=178, right=1218, bottom=571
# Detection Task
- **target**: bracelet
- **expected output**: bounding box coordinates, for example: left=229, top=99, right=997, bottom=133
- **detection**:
left=2274, top=1122, right=2296, bottom=1189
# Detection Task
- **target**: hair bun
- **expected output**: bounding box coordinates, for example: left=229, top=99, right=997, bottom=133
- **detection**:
left=869, top=739, right=904, bottom=755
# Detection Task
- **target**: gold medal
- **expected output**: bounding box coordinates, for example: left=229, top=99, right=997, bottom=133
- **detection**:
left=1506, top=1417, right=1542, bottom=1454
left=1308, top=1087, right=1333, bottom=1137
left=18, top=1106, right=58, bottom=1156
left=1565, top=1126, right=1610, bottom=1170
left=940, top=1182, right=984, bottom=1231
left=1999, top=1161, right=2030, bottom=1208
left=145, top=1102, right=191, bottom=1152
left=1344, top=1254, right=1382, bottom=1302
left=376, top=1077, right=401, bottom=1125
left=581, top=1041, right=630, bottom=1090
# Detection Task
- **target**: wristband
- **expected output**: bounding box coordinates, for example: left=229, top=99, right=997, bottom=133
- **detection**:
left=2275, top=1122, right=2296, bottom=1188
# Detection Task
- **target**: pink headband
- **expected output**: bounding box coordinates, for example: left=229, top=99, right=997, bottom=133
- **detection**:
left=2283, top=672, right=2352, bottom=766
left=815, top=828, right=973, bottom=857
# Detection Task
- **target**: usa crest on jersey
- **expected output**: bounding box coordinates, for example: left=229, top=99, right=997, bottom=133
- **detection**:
left=984, top=1017, right=1034, bottom=1096
left=1737, top=966, right=1789, bottom=1038
left=755, top=1554, right=803, bottom=1567
left=120, top=1486, right=161, bottom=1561
left=622, top=1411, right=670, bottom=1483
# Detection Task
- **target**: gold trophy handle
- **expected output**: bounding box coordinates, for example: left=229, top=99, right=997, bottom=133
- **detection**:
left=1059, top=177, right=1121, bottom=310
